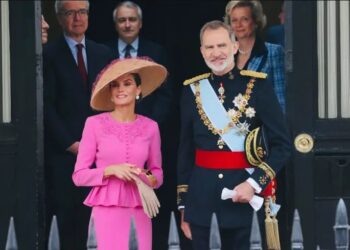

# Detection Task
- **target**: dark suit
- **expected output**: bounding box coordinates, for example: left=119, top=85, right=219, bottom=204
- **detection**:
left=106, top=37, right=176, bottom=250
left=43, top=35, right=112, bottom=250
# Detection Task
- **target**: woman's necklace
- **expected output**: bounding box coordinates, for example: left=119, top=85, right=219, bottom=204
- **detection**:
left=238, top=48, right=251, bottom=55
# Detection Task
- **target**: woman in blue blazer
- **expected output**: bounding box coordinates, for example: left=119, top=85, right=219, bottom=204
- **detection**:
left=224, top=0, right=286, bottom=113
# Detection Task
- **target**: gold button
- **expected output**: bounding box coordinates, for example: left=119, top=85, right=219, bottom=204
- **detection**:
left=218, top=173, right=223, bottom=179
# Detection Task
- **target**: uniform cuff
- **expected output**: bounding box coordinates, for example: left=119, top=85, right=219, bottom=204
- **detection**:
left=247, top=177, right=262, bottom=193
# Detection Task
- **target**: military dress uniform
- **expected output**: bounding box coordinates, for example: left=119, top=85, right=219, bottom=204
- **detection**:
left=177, top=67, right=291, bottom=250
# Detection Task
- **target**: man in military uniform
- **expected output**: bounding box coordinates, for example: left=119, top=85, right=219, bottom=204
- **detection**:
left=177, top=20, right=291, bottom=250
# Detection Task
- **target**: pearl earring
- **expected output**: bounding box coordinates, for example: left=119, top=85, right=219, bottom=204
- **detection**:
left=136, top=95, right=140, bottom=100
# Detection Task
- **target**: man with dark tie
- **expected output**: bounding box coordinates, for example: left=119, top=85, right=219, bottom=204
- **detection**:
left=106, top=1, right=173, bottom=126
left=43, top=0, right=112, bottom=249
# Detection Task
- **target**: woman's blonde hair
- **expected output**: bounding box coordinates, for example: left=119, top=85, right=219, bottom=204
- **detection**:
left=224, top=0, right=267, bottom=32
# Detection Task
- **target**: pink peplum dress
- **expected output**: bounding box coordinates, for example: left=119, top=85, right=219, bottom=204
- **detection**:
left=72, top=112, right=163, bottom=250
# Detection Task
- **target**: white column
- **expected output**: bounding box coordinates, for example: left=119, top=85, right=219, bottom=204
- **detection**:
left=317, top=1, right=325, bottom=118
left=340, top=1, right=350, bottom=118
left=326, top=1, right=338, bottom=118
left=1, top=1, right=11, bottom=123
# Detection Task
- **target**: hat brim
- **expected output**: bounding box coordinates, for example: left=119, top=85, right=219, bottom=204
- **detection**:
left=91, top=58, right=168, bottom=111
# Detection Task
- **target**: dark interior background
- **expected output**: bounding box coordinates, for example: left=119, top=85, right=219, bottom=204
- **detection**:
left=43, top=0, right=282, bottom=87
left=42, top=0, right=283, bottom=248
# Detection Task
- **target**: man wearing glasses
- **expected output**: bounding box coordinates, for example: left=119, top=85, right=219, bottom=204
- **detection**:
left=43, top=1, right=112, bottom=249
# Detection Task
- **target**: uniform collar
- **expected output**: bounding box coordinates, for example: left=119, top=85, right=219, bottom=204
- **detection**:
left=210, top=67, right=238, bottom=83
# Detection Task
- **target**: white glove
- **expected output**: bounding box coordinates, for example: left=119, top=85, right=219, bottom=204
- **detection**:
left=221, top=187, right=264, bottom=211
left=134, top=176, right=160, bottom=218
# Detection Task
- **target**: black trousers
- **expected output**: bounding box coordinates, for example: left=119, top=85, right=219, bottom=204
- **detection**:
left=191, top=224, right=250, bottom=250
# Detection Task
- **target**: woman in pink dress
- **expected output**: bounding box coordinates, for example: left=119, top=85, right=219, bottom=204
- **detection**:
left=72, top=58, right=168, bottom=250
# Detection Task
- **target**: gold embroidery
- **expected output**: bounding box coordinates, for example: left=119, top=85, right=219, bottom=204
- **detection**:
left=193, top=78, right=256, bottom=137
left=240, top=70, right=268, bottom=79
left=183, top=73, right=211, bottom=86
left=177, top=185, right=188, bottom=204
left=177, top=185, right=188, bottom=193
left=258, top=162, right=275, bottom=180
left=217, top=138, right=225, bottom=149
left=245, top=126, right=268, bottom=166
left=245, top=128, right=261, bottom=166
left=259, top=175, right=268, bottom=185
left=256, top=147, right=266, bottom=159
left=253, top=127, right=266, bottom=160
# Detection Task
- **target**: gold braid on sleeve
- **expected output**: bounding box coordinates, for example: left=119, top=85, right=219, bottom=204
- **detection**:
left=177, top=185, right=188, bottom=204
left=258, top=162, right=275, bottom=180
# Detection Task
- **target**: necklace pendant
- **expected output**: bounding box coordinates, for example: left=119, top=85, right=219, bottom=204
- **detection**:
left=218, top=86, right=225, bottom=95
left=217, top=137, right=225, bottom=149
left=218, top=83, right=226, bottom=104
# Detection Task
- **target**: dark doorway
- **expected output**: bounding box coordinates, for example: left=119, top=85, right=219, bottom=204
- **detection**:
left=0, top=1, right=44, bottom=249
left=286, top=1, right=350, bottom=249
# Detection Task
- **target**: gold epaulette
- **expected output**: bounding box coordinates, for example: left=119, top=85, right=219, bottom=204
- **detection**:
left=240, top=70, right=267, bottom=79
left=183, top=73, right=211, bottom=86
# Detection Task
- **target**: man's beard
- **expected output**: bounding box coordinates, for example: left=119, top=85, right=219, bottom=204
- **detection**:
left=204, top=52, right=234, bottom=73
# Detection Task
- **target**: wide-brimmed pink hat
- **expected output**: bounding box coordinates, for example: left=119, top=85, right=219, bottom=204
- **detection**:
left=90, top=58, right=168, bottom=111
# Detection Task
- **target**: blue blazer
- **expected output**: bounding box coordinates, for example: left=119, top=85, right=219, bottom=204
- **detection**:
left=245, top=37, right=286, bottom=112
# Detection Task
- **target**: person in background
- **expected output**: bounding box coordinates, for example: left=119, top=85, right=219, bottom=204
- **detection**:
left=224, top=0, right=286, bottom=112
left=105, top=2, right=177, bottom=249
left=73, top=58, right=167, bottom=250
left=105, top=1, right=173, bottom=126
left=176, top=20, right=291, bottom=250
left=43, top=0, right=112, bottom=249
left=42, top=15, right=49, bottom=44
left=266, top=1, right=285, bottom=47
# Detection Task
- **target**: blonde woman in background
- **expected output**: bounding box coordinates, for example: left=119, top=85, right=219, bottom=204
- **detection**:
left=225, top=0, right=286, bottom=112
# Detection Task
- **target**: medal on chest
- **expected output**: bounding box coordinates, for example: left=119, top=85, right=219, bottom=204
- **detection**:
left=194, top=78, right=256, bottom=149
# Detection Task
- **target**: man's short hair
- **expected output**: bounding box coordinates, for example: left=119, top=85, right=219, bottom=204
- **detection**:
left=199, top=20, right=236, bottom=45
left=54, top=0, right=90, bottom=14
left=112, top=1, right=143, bottom=22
